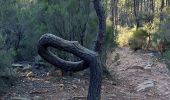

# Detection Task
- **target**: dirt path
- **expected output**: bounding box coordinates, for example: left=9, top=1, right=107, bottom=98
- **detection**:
left=107, top=47, right=170, bottom=100
left=1, top=47, right=170, bottom=100
left=1, top=74, right=126, bottom=100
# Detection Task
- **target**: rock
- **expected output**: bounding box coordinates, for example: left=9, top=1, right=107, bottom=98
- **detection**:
left=70, top=96, right=86, bottom=100
left=59, top=84, right=64, bottom=87
left=46, top=72, right=52, bottom=77
left=102, top=86, right=105, bottom=89
left=144, top=53, right=154, bottom=57
left=136, top=80, right=155, bottom=92
left=110, top=81, right=117, bottom=85
left=72, top=78, right=81, bottom=83
left=12, top=63, right=23, bottom=68
left=144, top=62, right=153, bottom=69
left=72, top=84, right=78, bottom=89
left=10, top=97, right=30, bottom=100
left=62, top=77, right=67, bottom=80
left=26, top=72, right=34, bottom=77
left=30, top=89, right=48, bottom=94
left=12, top=63, right=33, bottom=72
left=33, top=96, right=42, bottom=100
left=59, top=84, right=64, bottom=90
left=112, top=53, right=120, bottom=62
left=23, top=64, right=32, bottom=71
left=47, top=71, right=57, bottom=77
left=108, top=94, right=116, bottom=98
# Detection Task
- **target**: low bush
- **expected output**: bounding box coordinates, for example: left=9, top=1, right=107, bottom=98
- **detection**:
left=128, top=29, right=148, bottom=50
left=0, top=50, right=16, bottom=95
left=0, top=50, right=14, bottom=76
left=116, top=27, right=135, bottom=47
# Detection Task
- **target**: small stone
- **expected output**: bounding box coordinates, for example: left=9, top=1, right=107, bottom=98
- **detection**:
left=48, top=71, right=57, bottom=77
left=109, top=94, right=116, bottom=97
left=46, top=72, right=51, bottom=77
left=26, top=72, right=34, bottom=77
left=72, top=85, right=77, bottom=89
left=30, top=89, right=48, bottom=94
left=136, top=80, right=155, bottom=92
left=10, top=97, right=30, bottom=100
left=110, top=81, right=117, bottom=85
left=62, top=77, right=67, bottom=80
left=23, top=64, right=32, bottom=70
left=12, top=63, right=23, bottom=68
left=147, top=92, right=153, bottom=96
left=71, top=96, right=86, bottom=100
left=102, top=86, right=105, bottom=89
left=59, top=84, right=64, bottom=87
left=33, top=96, right=42, bottom=100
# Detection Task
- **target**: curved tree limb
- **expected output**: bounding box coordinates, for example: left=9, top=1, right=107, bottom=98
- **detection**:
left=38, top=33, right=88, bottom=71
left=38, top=33, right=102, bottom=100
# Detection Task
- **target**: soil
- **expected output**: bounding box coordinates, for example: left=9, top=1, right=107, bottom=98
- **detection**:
left=1, top=47, right=170, bottom=100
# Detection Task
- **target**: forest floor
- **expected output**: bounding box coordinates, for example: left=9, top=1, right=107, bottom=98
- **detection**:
left=1, top=47, right=170, bottom=100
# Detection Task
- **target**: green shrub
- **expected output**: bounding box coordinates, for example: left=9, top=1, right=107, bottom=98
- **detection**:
left=0, top=34, right=4, bottom=48
left=0, top=50, right=15, bottom=77
left=0, top=50, right=16, bottom=94
left=128, top=37, right=144, bottom=50
left=164, top=48, right=170, bottom=59
left=105, top=25, right=114, bottom=46
left=116, top=27, right=135, bottom=47
left=164, top=48, right=170, bottom=70
left=128, top=29, right=148, bottom=50
left=133, top=29, right=148, bottom=39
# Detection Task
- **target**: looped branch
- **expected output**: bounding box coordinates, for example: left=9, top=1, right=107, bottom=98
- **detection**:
left=38, top=33, right=102, bottom=100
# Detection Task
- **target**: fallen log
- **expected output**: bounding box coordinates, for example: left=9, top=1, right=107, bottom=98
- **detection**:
left=38, top=33, right=102, bottom=100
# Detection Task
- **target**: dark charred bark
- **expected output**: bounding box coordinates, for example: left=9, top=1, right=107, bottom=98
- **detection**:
left=167, top=0, right=170, bottom=6
left=93, top=0, right=112, bottom=77
left=93, top=0, right=106, bottom=53
left=112, top=0, right=118, bottom=38
left=80, top=18, right=89, bottom=46
left=160, top=0, right=165, bottom=21
left=134, top=0, right=140, bottom=29
left=38, top=33, right=102, bottom=100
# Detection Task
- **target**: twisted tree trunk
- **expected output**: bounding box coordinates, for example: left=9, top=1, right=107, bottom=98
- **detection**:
left=93, top=0, right=106, bottom=53
left=38, top=33, right=102, bottom=100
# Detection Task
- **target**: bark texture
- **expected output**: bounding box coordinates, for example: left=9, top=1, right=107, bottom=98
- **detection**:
left=93, top=0, right=106, bottom=53
left=38, top=33, right=102, bottom=100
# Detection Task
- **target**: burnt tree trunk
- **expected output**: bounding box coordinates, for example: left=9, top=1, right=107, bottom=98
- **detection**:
left=38, top=33, right=102, bottom=100
left=93, top=0, right=106, bottom=53
left=134, top=0, right=140, bottom=29
left=160, top=0, right=165, bottom=21
left=93, top=0, right=110, bottom=76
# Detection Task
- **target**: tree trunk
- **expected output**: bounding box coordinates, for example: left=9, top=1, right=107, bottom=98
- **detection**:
left=134, top=0, right=140, bottom=29
left=38, top=33, right=102, bottom=100
left=160, top=0, right=165, bottom=21
left=93, top=0, right=111, bottom=76
left=112, top=0, right=118, bottom=38
left=93, top=0, right=106, bottom=53
left=167, top=0, right=170, bottom=6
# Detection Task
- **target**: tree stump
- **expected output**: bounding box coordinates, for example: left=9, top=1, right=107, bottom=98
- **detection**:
left=38, top=33, right=102, bottom=100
